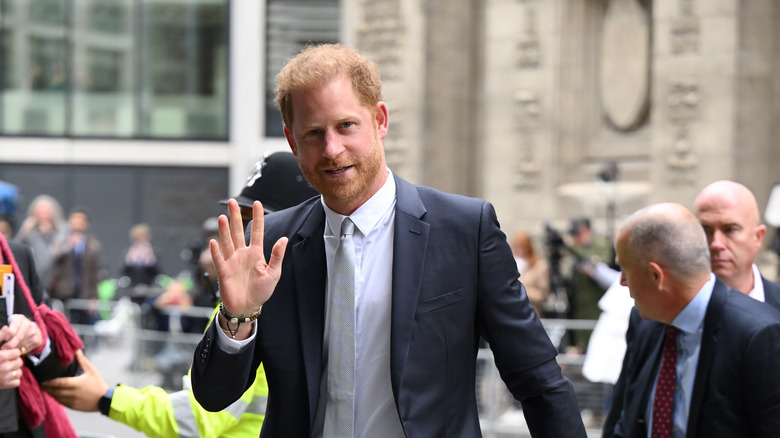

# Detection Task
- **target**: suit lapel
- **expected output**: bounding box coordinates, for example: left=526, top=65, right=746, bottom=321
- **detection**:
left=290, top=204, right=328, bottom=422
left=761, top=276, right=780, bottom=311
left=632, top=321, right=665, bottom=433
left=389, top=176, right=429, bottom=397
left=687, top=280, right=726, bottom=433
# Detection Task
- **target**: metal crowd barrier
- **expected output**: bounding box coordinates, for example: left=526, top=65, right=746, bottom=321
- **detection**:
left=53, top=297, right=214, bottom=391
left=55, top=299, right=607, bottom=437
left=477, top=318, right=607, bottom=438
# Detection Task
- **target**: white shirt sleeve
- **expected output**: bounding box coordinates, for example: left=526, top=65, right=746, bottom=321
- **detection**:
left=213, top=314, right=258, bottom=353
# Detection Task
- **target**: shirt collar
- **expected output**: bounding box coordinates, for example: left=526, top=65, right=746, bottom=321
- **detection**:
left=747, top=264, right=766, bottom=302
left=322, top=169, right=396, bottom=238
left=672, top=273, right=716, bottom=335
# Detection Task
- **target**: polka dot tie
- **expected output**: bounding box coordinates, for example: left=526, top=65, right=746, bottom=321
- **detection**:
left=651, top=325, right=679, bottom=438
left=324, top=218, right=356, bottom=438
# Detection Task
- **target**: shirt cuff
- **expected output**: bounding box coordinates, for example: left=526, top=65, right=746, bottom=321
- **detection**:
left=214, top=315, right=257, bottom=353
left=25, top=338, right=52, bottom=366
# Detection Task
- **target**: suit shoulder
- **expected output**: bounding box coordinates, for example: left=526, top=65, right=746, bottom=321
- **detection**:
left=414, top=184, right=484, bottom=206
left=263, top=198, right=322, bottom=236
left=721, top=287, right=780, bottom=329
left=762, top=276, right=780, bottom=311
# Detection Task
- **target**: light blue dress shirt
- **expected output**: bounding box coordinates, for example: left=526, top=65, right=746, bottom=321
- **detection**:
left=646, top=273, right=715, bottom=438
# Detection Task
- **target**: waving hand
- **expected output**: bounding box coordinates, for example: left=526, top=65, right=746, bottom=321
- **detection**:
left=210, top=199, right=287, bottom=335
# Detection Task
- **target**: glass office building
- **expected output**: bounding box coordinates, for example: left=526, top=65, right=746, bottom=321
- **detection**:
left=0, top=0, right=339, bottom=277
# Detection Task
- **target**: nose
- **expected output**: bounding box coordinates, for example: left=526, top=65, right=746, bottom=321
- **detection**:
left=322, top=130, right=345, bottom=159
left=619, top=271, right=627, bottom=286
left=710, top=230, right=726, bottom=250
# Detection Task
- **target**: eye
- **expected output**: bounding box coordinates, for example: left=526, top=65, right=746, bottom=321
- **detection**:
left=306, top=129, right=320, bottom=137
left=341, top=121, right=353, bottom=129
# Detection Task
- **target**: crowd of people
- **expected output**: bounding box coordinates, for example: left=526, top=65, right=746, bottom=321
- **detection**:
left=0, top=42, right=779, bottom=438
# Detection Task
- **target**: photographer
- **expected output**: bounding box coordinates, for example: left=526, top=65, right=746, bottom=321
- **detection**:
left=548, top=217, right=613, bottom=352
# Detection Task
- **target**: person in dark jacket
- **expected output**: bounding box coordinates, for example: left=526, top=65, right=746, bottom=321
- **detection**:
left=0, top=235, right=82, bottom=438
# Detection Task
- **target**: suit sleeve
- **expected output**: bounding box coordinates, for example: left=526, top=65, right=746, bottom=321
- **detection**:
left=475, top=202, right=586, bottom=437
left=191, top=320, right=260, bottom=412
left=10, top=242, right=81, bottom=381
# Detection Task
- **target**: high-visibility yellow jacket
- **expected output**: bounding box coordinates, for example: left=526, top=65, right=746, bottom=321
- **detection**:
left=108, top=365, right=267, bottom=438
left=108, top=305, right=267, bottom=438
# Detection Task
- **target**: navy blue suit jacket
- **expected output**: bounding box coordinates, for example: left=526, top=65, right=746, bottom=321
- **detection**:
left=762, top=275, right=780, bottom=311
left=605, top=279, right=780, bottom=438
left=192, top=175, right=585, bottom=437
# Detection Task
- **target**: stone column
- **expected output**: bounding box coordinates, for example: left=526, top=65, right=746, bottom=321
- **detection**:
left=354, top=0, right=483, bottom=197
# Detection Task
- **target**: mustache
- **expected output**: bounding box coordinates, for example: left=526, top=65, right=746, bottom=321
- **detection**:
left=318, top=157, right=357, bottom=170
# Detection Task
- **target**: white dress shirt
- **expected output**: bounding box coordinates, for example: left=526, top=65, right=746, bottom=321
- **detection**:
left=312, top=171, right=404, bottom=437
left=215, top=170, right=405, bottom=437
left=747, top=263, right=766, bottom=302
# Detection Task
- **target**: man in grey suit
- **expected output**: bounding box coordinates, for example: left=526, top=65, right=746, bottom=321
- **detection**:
left=191, top=44, right=585, bottom=437
left=604, top=203, right=780, bottom=437
left=693, top=180, right=780, bottom=309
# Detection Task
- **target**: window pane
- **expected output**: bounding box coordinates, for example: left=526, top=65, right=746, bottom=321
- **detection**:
left=1, top=0, right=68, bottom=135
left=265, top=0, right=340, bottom=137
left=71, top=0, right=135, bottom=137
left=140, top=0, right=228, bottom=140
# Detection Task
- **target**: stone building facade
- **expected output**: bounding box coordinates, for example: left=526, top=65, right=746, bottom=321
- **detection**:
left=353, top=0, right=780, bottom=248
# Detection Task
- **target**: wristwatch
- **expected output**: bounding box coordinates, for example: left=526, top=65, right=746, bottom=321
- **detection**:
left=99, top=386, right=115, bottom=416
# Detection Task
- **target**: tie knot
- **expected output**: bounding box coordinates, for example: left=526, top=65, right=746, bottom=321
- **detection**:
left=341, top=218, right=355, bottom=237
left=666, top=325, right=679, bottom=340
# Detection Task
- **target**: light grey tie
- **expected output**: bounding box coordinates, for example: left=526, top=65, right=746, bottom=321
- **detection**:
left=324, top=218, right=356, bottom=437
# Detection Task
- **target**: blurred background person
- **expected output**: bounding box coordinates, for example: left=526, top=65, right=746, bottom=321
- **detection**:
left=13, top=194, right=67, bottom=285
left=510, top=230, right=550, bottom=316
left=563, top=216, right=612, bottom=352
left=48, top=207, right=104, bottom=328
left=219, top=151, right=319, bottom=227
left=0, top=214, right=14, bottom=239
left=42, top=151, right=317, bottom=438
left=120, top=223, right=161, bottom=288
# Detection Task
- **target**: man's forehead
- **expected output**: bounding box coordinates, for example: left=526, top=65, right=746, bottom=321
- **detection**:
left=697, top=207, right=750, bottom=229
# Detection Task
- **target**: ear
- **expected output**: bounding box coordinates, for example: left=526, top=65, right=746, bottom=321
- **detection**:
left=284, top=126, right=298, bottom=156
left=755, top=224, right=767, bottom=246
left=375, top=101, right=389, bottom=139
left=647, top=261, right=664, bottom=289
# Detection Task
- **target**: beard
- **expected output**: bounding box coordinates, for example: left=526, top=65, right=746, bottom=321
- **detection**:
left=300, top=136, right=386, bottom=209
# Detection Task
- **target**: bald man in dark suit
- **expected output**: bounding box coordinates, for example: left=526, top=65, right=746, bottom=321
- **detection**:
left=604, top=203, right=780, bottom=438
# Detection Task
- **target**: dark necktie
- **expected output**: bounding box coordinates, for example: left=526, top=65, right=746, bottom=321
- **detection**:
left=324, top=218, right=356, bottom=437
left=651, top=325, right=679, bottom=438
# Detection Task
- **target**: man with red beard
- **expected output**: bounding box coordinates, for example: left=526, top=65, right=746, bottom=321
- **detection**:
left=191, top=44, right=585, bottom=438
left=693, top=180, right=780, bottom=310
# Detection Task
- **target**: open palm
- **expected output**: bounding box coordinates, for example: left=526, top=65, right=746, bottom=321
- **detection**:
left=210, top=199, right=288, bottom=317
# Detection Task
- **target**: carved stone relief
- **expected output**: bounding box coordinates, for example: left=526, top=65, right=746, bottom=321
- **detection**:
left=514, top=90, right=541, bottom=189
left=665, top=79, right=700, bottom=184
left=384, top=105, right=406, bottom=171
left=599, top=0, right=650, bottom=131
left=357, top=0, right=404, bottom=80
left=517, top=6, right=541, bottom=69
left=358, top=0, right=407, bottom=171
left=671, top=0, right=699, bottom=55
